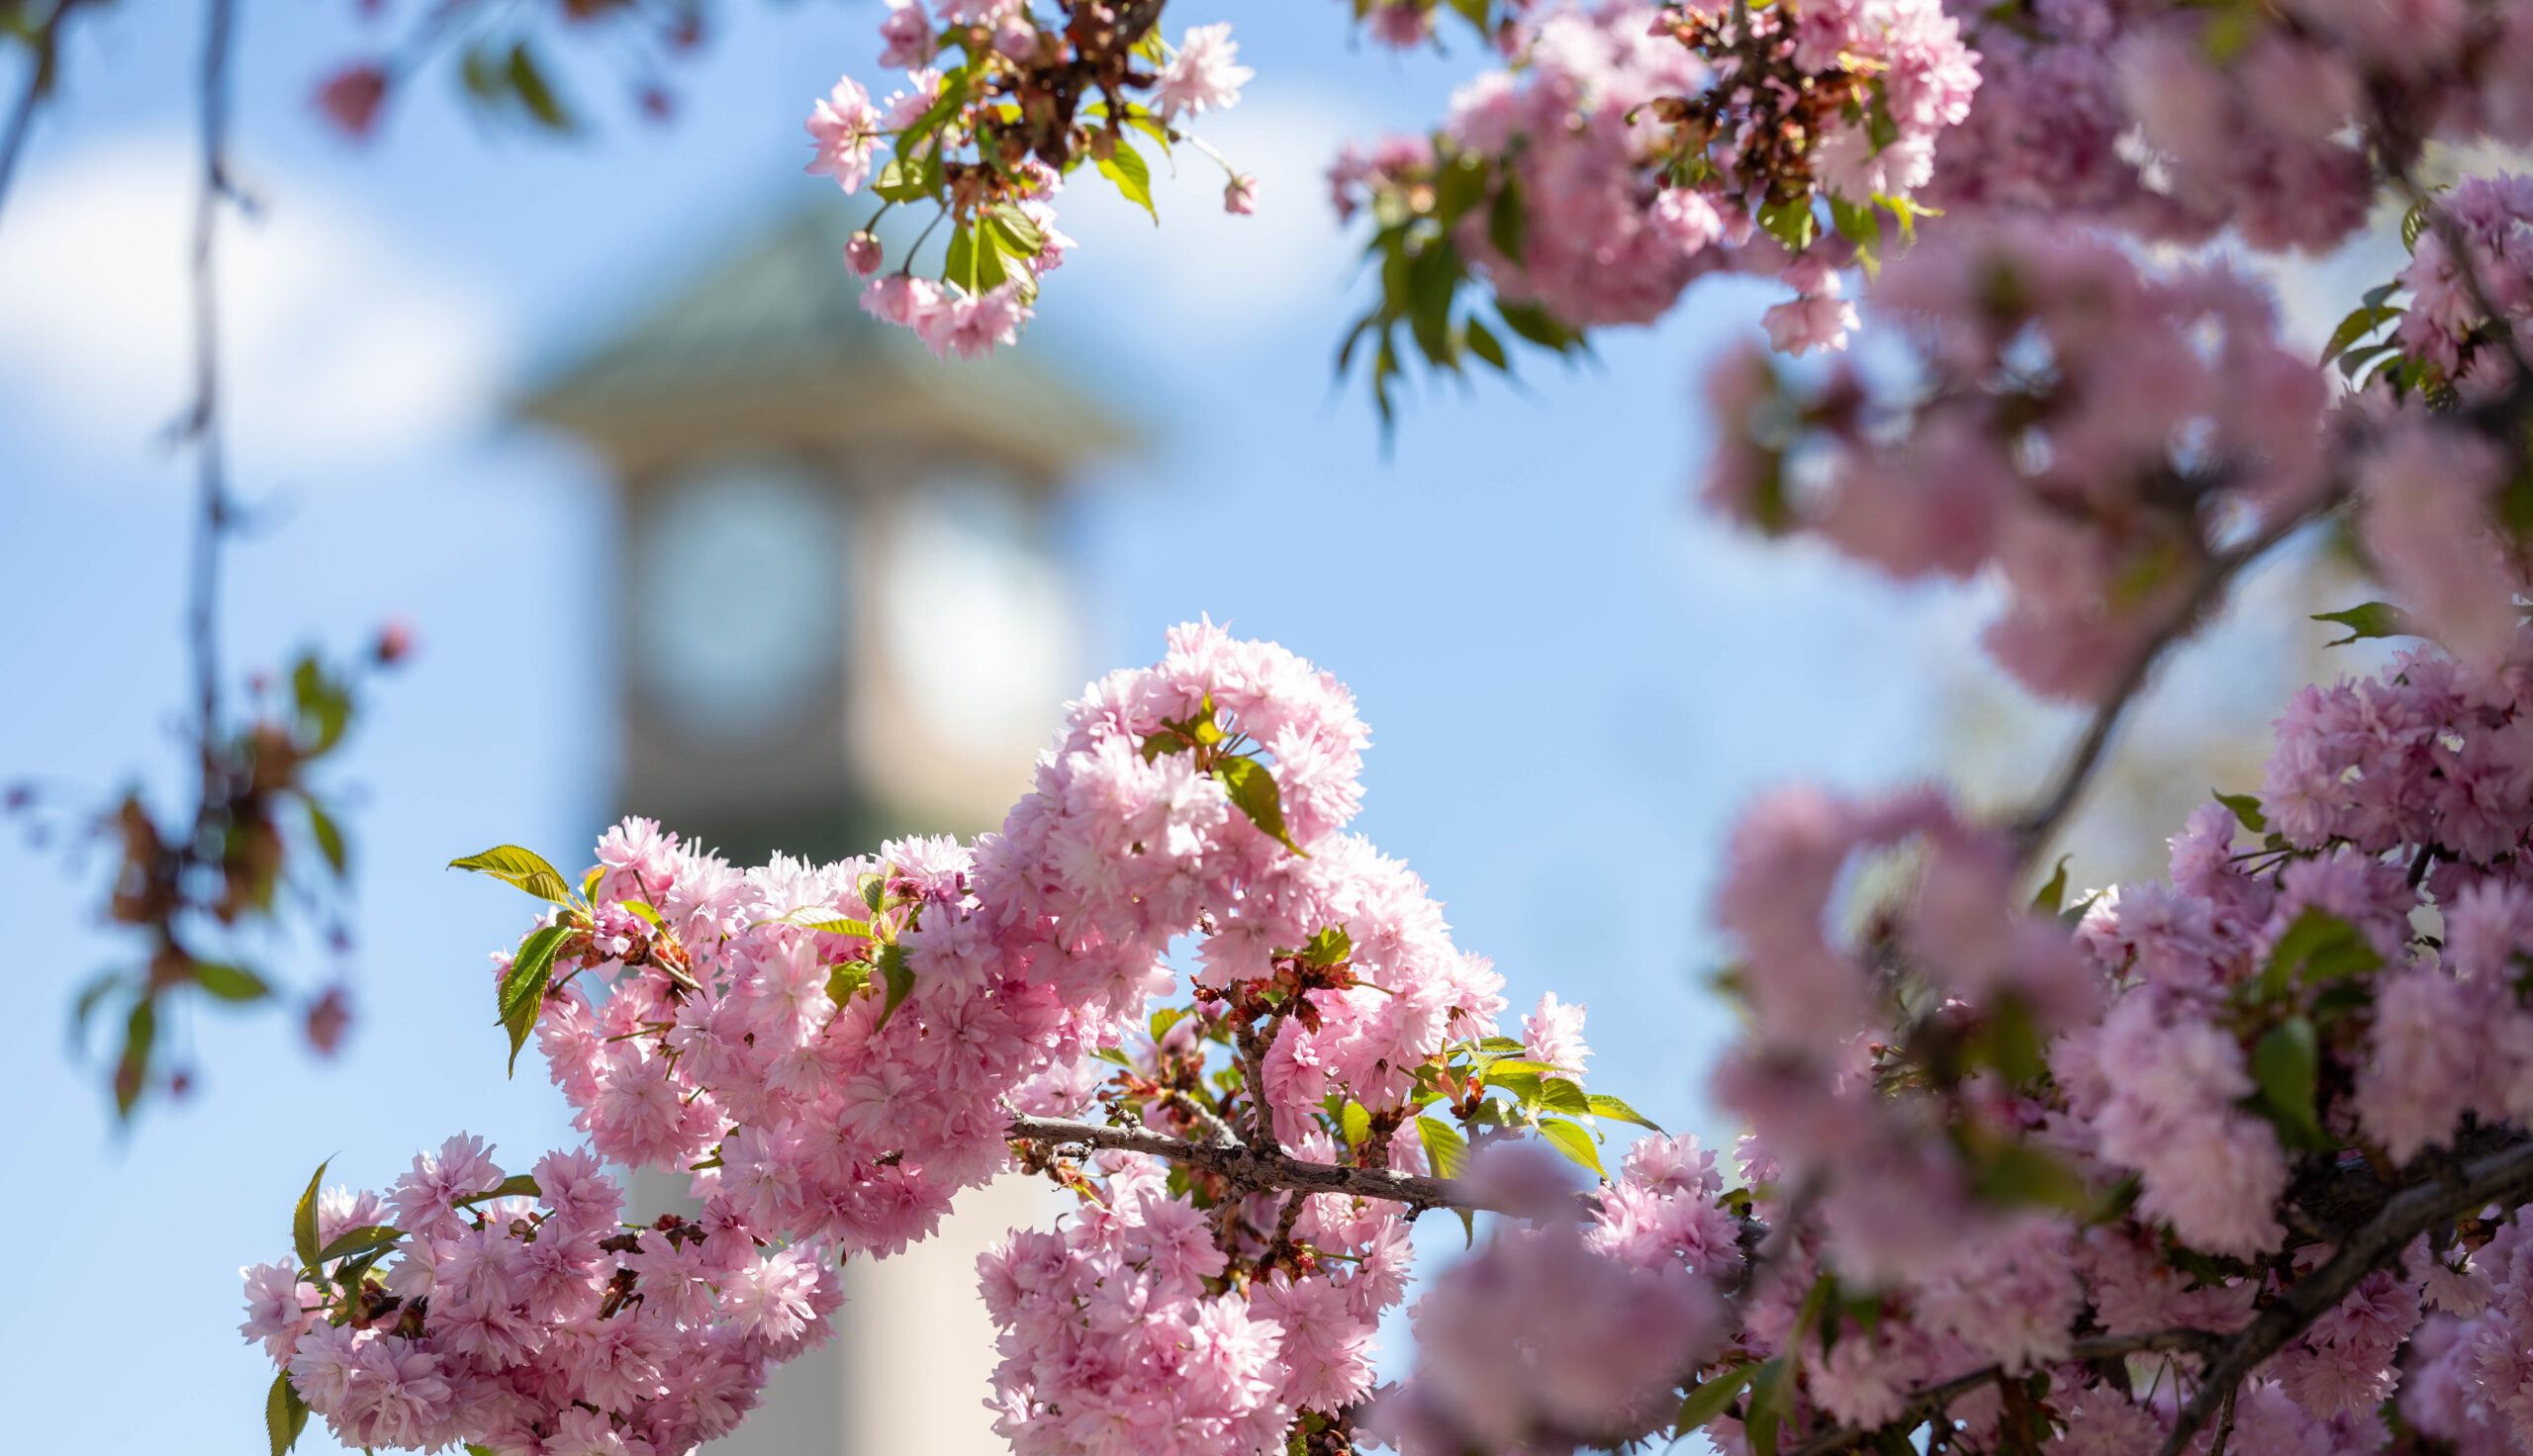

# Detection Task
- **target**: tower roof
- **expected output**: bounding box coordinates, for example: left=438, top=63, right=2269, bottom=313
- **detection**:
left=518, top=205, right=1128, bottom=481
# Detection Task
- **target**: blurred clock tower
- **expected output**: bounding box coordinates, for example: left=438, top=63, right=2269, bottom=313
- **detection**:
left=520, top=203, right=1126, bottom=1456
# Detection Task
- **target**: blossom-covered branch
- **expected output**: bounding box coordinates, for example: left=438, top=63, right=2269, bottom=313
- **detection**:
left=1004, top=1113, right=1511, bottom=1215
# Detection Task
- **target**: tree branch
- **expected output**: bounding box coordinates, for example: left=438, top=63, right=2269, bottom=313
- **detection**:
left=1781, top=1329, right=2228, bottom=1456
left=1006, top=1113, right=1538, bottom=1216
left=2007, top=484, right=2348, bottom=869
left=2154, top=1134, right=2533, bottom=1456
left=0, top=0, right=84, bottom=235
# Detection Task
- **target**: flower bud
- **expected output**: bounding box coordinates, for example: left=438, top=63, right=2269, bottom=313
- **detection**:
left=845, top=230, right=885, bottom=276
left=1224, top=173, right=1260, bottom=215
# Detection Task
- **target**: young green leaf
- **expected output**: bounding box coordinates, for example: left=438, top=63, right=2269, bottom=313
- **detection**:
left=1744, top=1357, right=1794, bottom=1456
left=1416, top=1115, right=1470, bottom=1180
left=267, top=1371, right=311, bottom=1456
left=1097, top=139, right=1157, bottom=221
left=2310, top=601, right=2415, bottom=647
left=506, top=43, right=574, bottom=131
left=1675, top=1364, right=1756, bottom=1437
left=2262, top=909, right=2383, bottom=999
left=315, top=1225, right=406, bottom=1262
left=2249, top=1017, right=2331, bottom=1150
left=1972, top=1140, right=2091, bottom=1212
left=1539, top=1076, right=1593, bottom=1117
left=789, top=913, right=873, bottom=938
left=1584, top=1092, right=1663, bottom=1131
left=194, top=961, right=272, bottom=1003
left=1214, top=756, right=1308, bottom=856
left=1537, top=1117, right=1604, bottom=1176
left=449, top=846, right=577, bottom=905
left=616, top=899, right=665, bottom=927
left=826, top=961, right=872, bottom=1006
left=456, top=1173, right=544, bottom=1207
left=2213, top=791, right=2268, bottom=834
left=874, top=941, right=916, bottom=1030
left=1297, top=925, right=1353, bottom=965
left=2030, top=855, right=2071, bottom=915
left=305, top=797, right=347, bottom=877
left=293, top=1158, right=331, bottom=1269
left=1340, top=1100, right=1372, bottom=1146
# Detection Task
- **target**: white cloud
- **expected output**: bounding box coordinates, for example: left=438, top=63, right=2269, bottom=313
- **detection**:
left=0, top=136, right=506, bottom=473
left=1054, top=86, right=1377, bottom=342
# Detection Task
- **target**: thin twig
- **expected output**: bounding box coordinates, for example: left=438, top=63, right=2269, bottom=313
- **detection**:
left=1006, top=1113, right=1528, bottom=1216
left=186, top=0, right=239, bottom=781
left=2007, top=485, right=2349, bottom=869
left=0, top=0, right=84, bottom=235
left=1779, top=1329, right=2228, bottom=1456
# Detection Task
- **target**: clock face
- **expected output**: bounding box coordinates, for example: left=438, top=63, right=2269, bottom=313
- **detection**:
left=878, top=471, right=1074, bottom=760
left=633, top=460, right=849, bottom=744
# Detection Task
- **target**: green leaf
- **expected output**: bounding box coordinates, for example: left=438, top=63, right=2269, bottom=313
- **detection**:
left=292, top=657, right=351, bottom=755
left=1296, top=926, right=1352, bottom=965
left=1539, top=1076, right=1593, bottom=1117
left=1485, top=1068, right=1544, bottom=1106
left=2339, top=341, right=2399, bottom=383
left=449, top=846, right=576, bottom=905
left=498, top=924, right=568, bottom=1076
left=194, top=961, right=272, bottom=1003
left=1479, top=1057, right=1560, bottom=1080
left=1416, top=1116, right=1469, bottom=1180
left=1537, top=1117, right=1604, bottom=1176
left=1828, top=194, right=1882, bottom=277
left=2320, top=302, right=2400, bottom=365
left=1675, top=1364, right=1756, bottom=1437
left=1973, top=1140, right=2091, bottom=1212
left=114, top=998, right=155, bottom=1117
left=826, top=960, right=871, bottom=1006
left=1745, top=1357, right=1794, bottom=1456
left=315, top=1225, right=406, bottom=1262
left=267, top=1371, right=311, bottom=1456
left=874, top=941, right=916, bottom=1030
left=1494, top=301, right=1578, bottom=353
left=1486, top=174, right=1526, bottom=263
left=1151, top=1006, right=1191, bottom=1042
left=1435, top=153, right=1489, bottom=227
left=305, top=797, right=347, bottom=878
left=2214, top=791, right=2268, bottom=834
left=2030, top=855, right=2071, bottom=915
left=2249, top=1017, right=2332, bottom=1151
left=293, top=1158, right=330, bottom=1269
left=1584, top=1092, right=1663, bottom=1131
left=505, top=42, right=573, bottom=132
left=790, top=913, right=873, bottom=937
left=1756, top=195, right=1818, bottom=252
left=2311, top=601, right=2416, bottom=647
left=987, top=203, right=1047, bottom=257
left=616, top=899, right=664, bottom=927
left=1340, top=1100, right=1371, bottom=1146
left=1097, top=139, right=1157, bottom=222
left=873, top=158, right=930, bottom=204
left=859, top=871, right=887, bottom=914
left=1214, top=756, right=1307, bottom=856
left=2262, top=909, right=2384, bottom=999
left=455, top=1172, right=543, bottom=1207
left=1977, top=994, right=2048, bottom=1087
left=1464, top=317, right=1509, bottom=372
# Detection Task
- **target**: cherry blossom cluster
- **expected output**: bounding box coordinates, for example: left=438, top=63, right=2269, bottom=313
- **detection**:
left=240, top=1139, right=841, bottom=1455
left=1704, top=222, right=2330, bottom=701
left=247, top=624, right=1679, bottom=1456
left=1327, top=0, right=1978, bottom=409
left=803, top=1, right=1253, bottom=358
left=1937, top=0, right=2533, bottom=256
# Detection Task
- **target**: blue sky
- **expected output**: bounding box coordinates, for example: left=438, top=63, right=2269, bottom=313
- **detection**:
left=0, top=3, right=1990, bottom=1447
